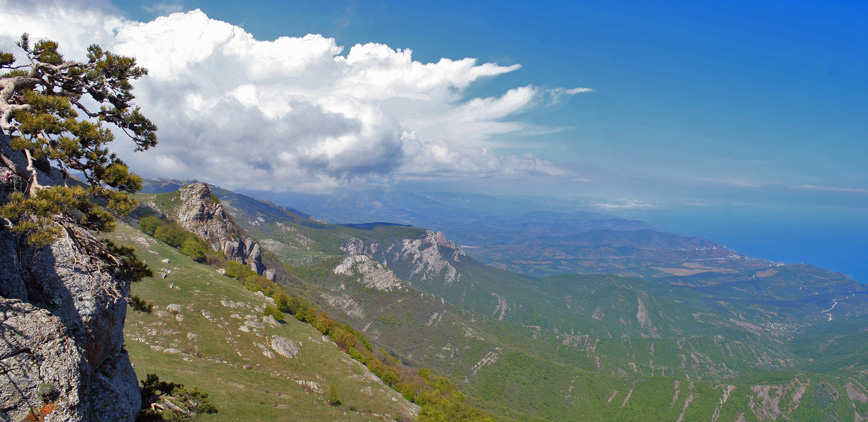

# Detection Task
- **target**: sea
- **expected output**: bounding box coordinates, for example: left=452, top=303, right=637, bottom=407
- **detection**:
left=630, top=207, right=868, bottom=284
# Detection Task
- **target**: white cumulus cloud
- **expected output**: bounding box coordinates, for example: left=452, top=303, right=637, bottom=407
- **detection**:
left=0, top=2, right=591, bottom=192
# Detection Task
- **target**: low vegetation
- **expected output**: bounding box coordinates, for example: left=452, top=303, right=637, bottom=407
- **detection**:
left=220, top=258, right=493, bottom=421
left=139, top=215, right=217, bottom=263
left=137, top=374, right=218, bottom=421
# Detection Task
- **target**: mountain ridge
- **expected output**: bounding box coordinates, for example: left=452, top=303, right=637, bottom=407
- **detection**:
left=134, top=178, right=868, bottom=421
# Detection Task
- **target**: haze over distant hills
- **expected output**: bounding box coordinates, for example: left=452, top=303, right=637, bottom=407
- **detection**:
left=133, top=178, right=868, bottom=421
left=183, top=185, right=855, bottom=283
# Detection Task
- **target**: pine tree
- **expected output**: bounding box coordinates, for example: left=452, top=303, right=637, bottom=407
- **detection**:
left=0, top=33, right=156, bottom=245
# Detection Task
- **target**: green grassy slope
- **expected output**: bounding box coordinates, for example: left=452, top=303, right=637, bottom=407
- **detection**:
left=131, top=185, right=868, bottom=421
left=109, top=223, right=419, bottom=421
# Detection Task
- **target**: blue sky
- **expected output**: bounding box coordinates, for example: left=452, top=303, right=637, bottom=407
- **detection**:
left=3, top=0, right=867, bottom=280
left=111, top=0, right=868, bottom=204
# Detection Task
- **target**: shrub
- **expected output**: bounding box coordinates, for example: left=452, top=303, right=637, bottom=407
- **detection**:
left=138, top=374, right=217, bottom=420
left=139, top=215, right=162, bottom=236
left=180, top=238, right=207, bottom=262
left=129, top=295, right=153, bottom=313
left=263, top=305, right=285, bottom=323
left=38, top=382, right=56, bottom=402
left=153, top=224, right=186, bottom=248
left=328, top=383, right=341, bottom=406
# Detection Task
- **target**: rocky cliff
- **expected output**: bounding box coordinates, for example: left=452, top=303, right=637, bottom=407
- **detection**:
left=333, top=255, right=406, bottom=292
left=385, top=230, right=466, bottom=285
left=342, top=230, right=466, bottom=286
left=1, top=145, right=140, bottom=421
left=174, top=183, right=267, bottom=276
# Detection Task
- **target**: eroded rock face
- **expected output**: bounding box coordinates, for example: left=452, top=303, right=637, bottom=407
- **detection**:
left=339, top=230, right=466, bottom=287
left=334, top=255, right=404, bottom=292
left=341, top=237, right=379, bottom=255
left=0, top=224, right=140, bottom=421
left=0, top=299, right=82, bottom=421
left=385, top=230, right=466, bottom=285
left=176, top=183, right=266, bottom=274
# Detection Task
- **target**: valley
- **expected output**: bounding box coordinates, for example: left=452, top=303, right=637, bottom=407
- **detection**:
left=3, top=6, right=865, bottom=421
left=114, top=180, right=868, bottom=421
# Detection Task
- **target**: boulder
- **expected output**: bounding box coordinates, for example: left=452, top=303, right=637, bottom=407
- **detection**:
left=270, top=335, right=301, bottom=359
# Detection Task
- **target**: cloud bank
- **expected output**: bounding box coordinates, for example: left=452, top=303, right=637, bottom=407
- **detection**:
left=0, top=2, right=590, bottom=191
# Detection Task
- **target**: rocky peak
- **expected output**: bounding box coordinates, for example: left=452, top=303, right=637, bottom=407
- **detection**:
left=339, top=230, right=466, bottom=287
left=386, top=230, right=463, bottom=285
left=174, top=183, right=267, bottom=276
left=430, top=230, right=466, bottom=260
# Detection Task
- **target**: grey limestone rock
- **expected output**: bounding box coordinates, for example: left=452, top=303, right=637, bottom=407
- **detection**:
left=334, top=255, right=404, bottom=292
left=175, top=183, right=267, bottom=275
left=0, top=299, right=82, bottom=421
left=0, top=225, right=140, bottom=421
left=263, top=315, right=280, bottom=327
left=270, top=335, right=301, bottom=359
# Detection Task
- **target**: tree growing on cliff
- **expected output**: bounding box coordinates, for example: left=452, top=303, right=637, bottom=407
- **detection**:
left=0, top=34, right=156, bottom=245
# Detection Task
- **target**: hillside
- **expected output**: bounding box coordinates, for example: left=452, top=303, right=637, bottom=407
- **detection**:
left=131, top=181, right=868, bottom=421
left=231, top=188, right=857, bottom=284
left=107, top=222, right=419, bottom=421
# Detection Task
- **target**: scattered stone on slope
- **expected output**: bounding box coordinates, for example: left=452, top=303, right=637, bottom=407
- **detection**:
left=270, top=335, right=301, bottom=358
left=295, top=379, right=323, bottom=394
left=491, top=293, right=509, bottom=321
left=245, top=320, right=265, bottom=330
left=471, top=347, right=502, bottom=375
left=321, top=293, right=367, bottom=319
left=263, top=315, right=280, bottom=327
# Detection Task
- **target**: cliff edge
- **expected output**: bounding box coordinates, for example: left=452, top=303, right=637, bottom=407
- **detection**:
left=1, top=146, right=140, bottom=421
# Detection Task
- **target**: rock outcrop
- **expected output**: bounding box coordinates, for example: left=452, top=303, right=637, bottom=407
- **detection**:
left=385, top=230, right=466, bottom=285
left=269, top=335, right=301, bottom=359
left=339, top=230, right=466, bottom=287
left=1, top=140, right=140, bottom=420
left=334, top=255, right=405, bottom=292
left=175, top=183, right=266, bottom=274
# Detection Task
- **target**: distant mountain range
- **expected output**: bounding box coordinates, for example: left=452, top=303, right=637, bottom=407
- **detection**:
left=128, top=178, right=868, bottom=421
left=210, top=185, right=845, bottom=282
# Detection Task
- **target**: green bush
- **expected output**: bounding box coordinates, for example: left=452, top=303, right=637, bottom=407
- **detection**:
left=328, top=383, right=341, bottom=406
left=263, top=305, right=285, bottom=323
left=138, top=374, right=217, bottom=421
left=139, top=215, right=162, bottom=236
left=180, top=238, right=208, bottom=262
left=38, top=382, right=56, bottom=402
left=129, top=295, right=153, bottom=313
left=153, top=224, right=187, bottom=248
left=141, top=216, right=214, bottom=263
